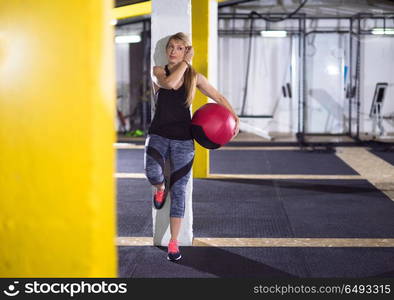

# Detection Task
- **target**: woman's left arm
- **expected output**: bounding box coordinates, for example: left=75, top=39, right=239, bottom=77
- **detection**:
left=196, top=73, right=240, bottom=136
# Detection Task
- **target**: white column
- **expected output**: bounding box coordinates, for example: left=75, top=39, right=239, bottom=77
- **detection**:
left=208, top=0, right=218, bottom=90
left=151, top=0, right=193, bottom=246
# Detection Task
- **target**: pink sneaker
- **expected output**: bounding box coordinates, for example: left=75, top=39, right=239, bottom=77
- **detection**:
left=167, top=239, right=181, bottom=261
left=153, top=186, right=168, bottom=209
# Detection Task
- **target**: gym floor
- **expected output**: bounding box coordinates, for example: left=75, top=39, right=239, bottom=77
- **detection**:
left=115, top=132, right=394, bottom=278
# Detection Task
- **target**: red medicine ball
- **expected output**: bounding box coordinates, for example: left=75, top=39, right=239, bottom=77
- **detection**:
left=191, top=103, right=236, bottom=149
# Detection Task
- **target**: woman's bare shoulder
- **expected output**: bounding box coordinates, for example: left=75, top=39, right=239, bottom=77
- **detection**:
left=196, top=72, right=206, bottom=85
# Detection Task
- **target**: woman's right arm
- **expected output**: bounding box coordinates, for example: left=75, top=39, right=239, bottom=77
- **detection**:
left=152, top=46, right=193, bottom=90
left=152, top=62, right=188, bottom=90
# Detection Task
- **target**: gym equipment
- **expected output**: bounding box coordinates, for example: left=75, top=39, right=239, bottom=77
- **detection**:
left=191, top=103, right=236, bottom=149
left=369, top=82, right=388, bottom=137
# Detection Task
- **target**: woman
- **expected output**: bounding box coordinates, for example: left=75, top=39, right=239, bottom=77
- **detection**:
left=144, top=32, right=239, bottom=261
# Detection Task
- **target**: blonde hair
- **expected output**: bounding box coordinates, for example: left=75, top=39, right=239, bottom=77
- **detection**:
left=166, top=32, right=197, bottom=107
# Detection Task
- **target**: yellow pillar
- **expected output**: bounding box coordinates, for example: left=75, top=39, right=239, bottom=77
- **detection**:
left=192, top=0, right=210, bottom=178
left=0, top=0, right=116, bottom=277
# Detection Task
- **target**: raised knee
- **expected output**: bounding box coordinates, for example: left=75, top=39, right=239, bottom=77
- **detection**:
left=145, top=171, right=163, bottom=186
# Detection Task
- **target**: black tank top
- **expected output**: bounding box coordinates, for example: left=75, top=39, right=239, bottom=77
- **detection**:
left=148, top=65, right=193, bottom=140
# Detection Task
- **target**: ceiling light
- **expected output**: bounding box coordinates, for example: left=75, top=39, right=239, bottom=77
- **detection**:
left=115, top=35, right=141, bottom=44
left=372, top=28, right=394, bottom=35
left=260, top=30, right=287, bottom=38
left=326, top=65, right=339, bottom=75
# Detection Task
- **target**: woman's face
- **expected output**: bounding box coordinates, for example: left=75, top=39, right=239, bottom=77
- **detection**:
left=166, top=39, right=187, bottom=64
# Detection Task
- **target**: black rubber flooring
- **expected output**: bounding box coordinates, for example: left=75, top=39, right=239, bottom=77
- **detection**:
left=118, top=246, right=394, bottom=278
left=117, top=178, right=394, bottom=238
left=210, top=150, right=358, bottom=175
left=117, top=178, right=151, bottom=237
left=116, top=145, right=394, bottom=278
left=116, top=149, right=359, bottom=175
left=117, top=149, right=144, bottom=173
left=370, top=149, right=394, bottom=166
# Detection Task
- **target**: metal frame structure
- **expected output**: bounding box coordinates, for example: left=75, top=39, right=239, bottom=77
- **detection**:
left=115, top=18, right=152, bottom=133
left=303, top=28, right=350, bottom=138
left=219, top=12, right=309, bottom=138
left=218, top=12, right=306, bottom=126
left=219, top=11, right=394, bottom=142
left=349, top=13, right=394, bottom=140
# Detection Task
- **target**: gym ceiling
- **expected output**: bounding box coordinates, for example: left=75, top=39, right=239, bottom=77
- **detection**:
left=115, top=0, right=394, bottom=17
